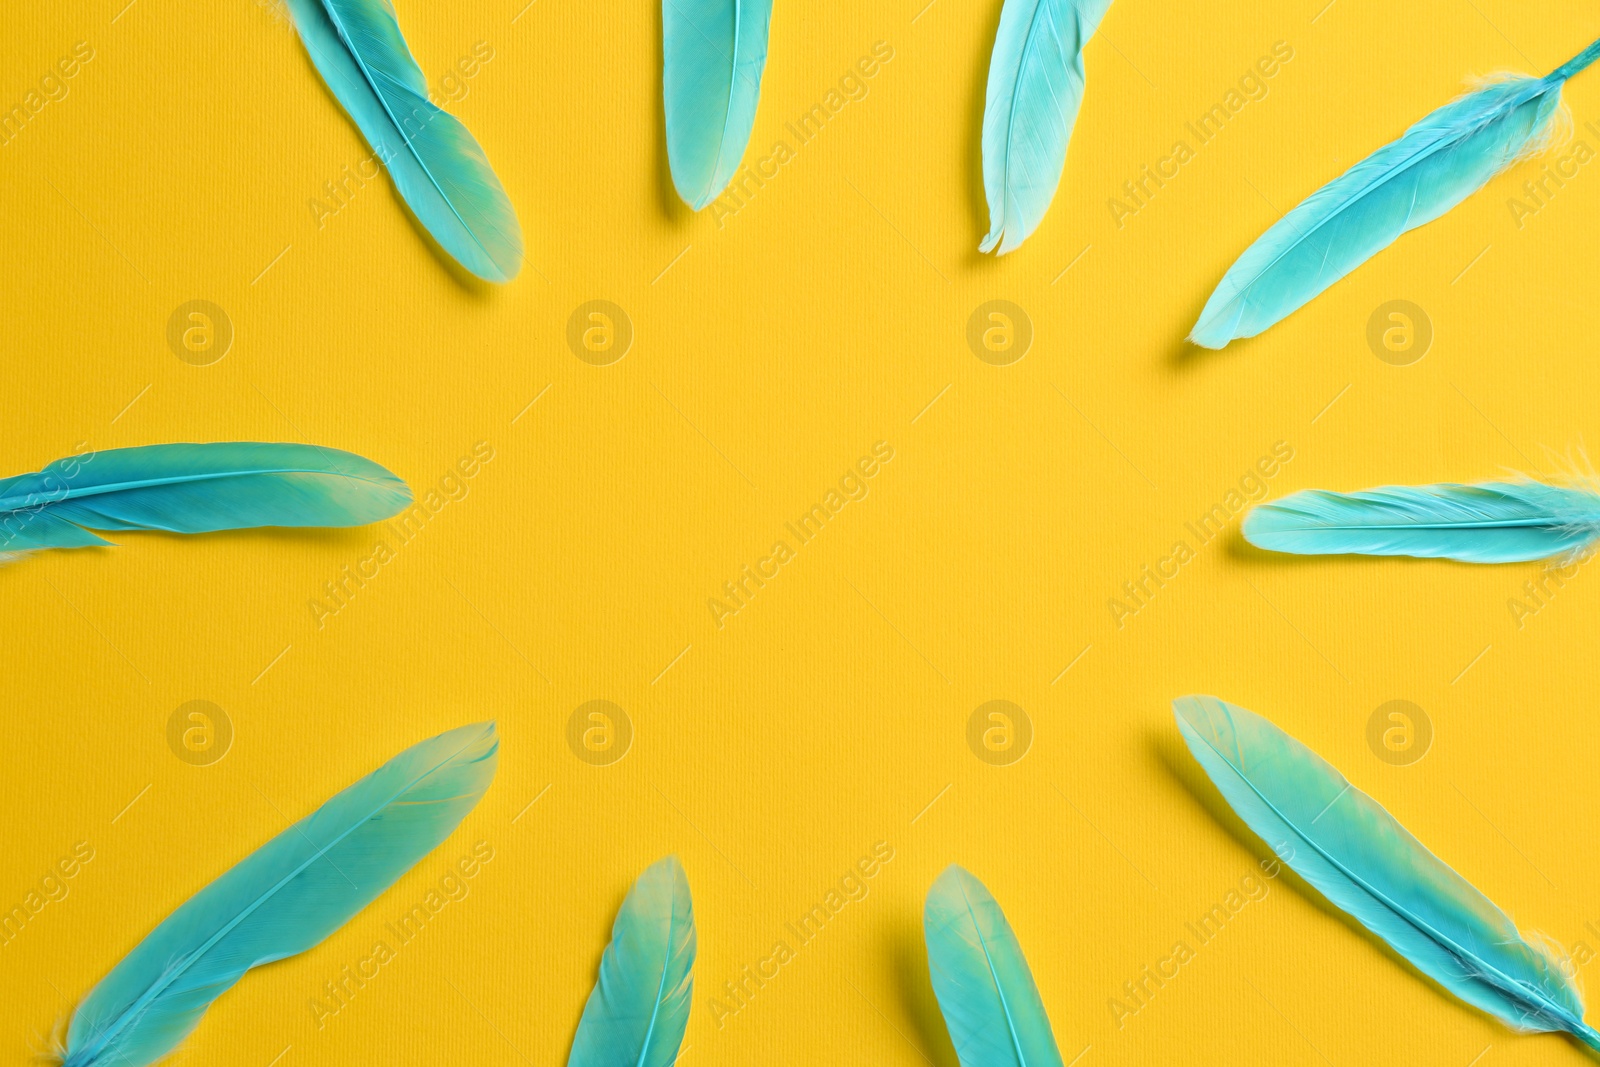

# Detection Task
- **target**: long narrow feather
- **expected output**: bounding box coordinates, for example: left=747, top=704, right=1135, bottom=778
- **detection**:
left=924, top=865, right=1063, bottom=1067
left=285, top=0, right=523, bottom=282
left=1174, top=696, right=1600, bottom=1050
left=566, top=856, right=695, bottom=1067
left=1242, top=480, right=1600, bottom=563
left=60, top=722, right=499, bottom=1067
left=980, top=0, right=1113, bottom=254
left=1191, top=35, right=1600, bottom=348
left=663, top=0, right=773, bottom=210
left=0, top=442, right=410, bottom=561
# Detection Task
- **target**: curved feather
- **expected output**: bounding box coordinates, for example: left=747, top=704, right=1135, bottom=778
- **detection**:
left=980, top=0, right=1112, bottom=254
left=0, top=442, right=411, bottom=558
left=663, top=0, right=774, bottom=210
left=1242, top=481, right=1600, bottom=563
left=285, top=0, right=522, bottom=282
left=62, top=722, right=499, bottom=1067
left=1187, top=38, right=1600, bottom=347
left=924, top=865, right=1063, bottom=1067
left=1174, top=696, right=1600, bottom=1048
left=567, top=856, right=696, bottom=1067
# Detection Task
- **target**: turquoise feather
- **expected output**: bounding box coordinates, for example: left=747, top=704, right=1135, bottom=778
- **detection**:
left=1190, top=35, right=1600, bottom=348
left=924, top=865, right=1063, bottom=1067
left=663, top=0, right=773, bottom=210
left=980, top=0, right=1112, bottom=254
left=567, top=856, right=696, bottom=1067
left=61, top=722, right=499, bottom=1067
left=1174, top=696, right=1600, bottom=1049
left=1242, top=481, right=1600, bottom=563
left=285, top=0, right=523, bottom=282
left=0, top=442, right=410, bottom=559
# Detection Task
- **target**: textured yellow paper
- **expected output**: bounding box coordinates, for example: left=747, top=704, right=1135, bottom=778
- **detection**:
left=2, top=1, right=1599, bottom=1064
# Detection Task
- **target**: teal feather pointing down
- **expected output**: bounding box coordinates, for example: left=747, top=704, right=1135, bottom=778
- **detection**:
left=567, top=856, right=696, bottom=1067
left=1242, top=481, right=1600, bottom=563
left=925, top=865, right=1064, bottom=1067
left=60, top=722, right=499, bottom=1067
left=1175, top=696, right=1600, bottom=1051
left=286, top=0, right=523, bottom=282
left=1191, top=34, right=1600, bottom=348
left=0, top=442, right=410, bottom=560
left=980, top=0, right=1113, bottom=254
left=663, top=0, right=773, bottom=210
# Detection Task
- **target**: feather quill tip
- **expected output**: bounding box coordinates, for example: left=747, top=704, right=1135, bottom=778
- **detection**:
left=1188, top=293, right=1258, bottom=349
left=1184, top=324, right=1229, bottom=350
left=978, top=225, right=1017, bottom=256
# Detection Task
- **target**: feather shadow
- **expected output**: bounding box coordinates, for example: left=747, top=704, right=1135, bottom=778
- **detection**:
left=1151, top=727, right=1417, bottom=958
left=1221, top=527, right=1363, bottom=568
left=4, top=526, right=381, bottom=573
left=964, top=0, right=1007, bottom=263
left=284, top=36, right=498, bottom=294
left=1222, top=531, right=1510, bottom=572
left=564, top=883, right=635, bottom=1042
left=1165, top=286, right=1230, bottom=372
left=159, top=524, right=387, bottom=552
left=885, top=917, right=960, bottom=1067
left=389, top=184, right=503, bottom=295
left=653, top=0, right=691, bottom=222
left=1222, top=528, right=1514, bottom=571
left=1150, top=730, right=1286, bottom=872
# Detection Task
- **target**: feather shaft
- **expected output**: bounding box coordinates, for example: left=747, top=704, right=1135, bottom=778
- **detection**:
left=1242, top=481, right=1600, bottom=563
left=1174, top=696, right=1600, bottom=1049
left=285, top=0, right=522, bottom=282
left=62, top=722, right=498, bottom=1067
left=980, top=0, right=1112, bottom=254
left=0, top=442, right=410, bottom=559
left=1551, top=37, right=1600, bottom=81
left=1190, top=34, right=1600, bottom=348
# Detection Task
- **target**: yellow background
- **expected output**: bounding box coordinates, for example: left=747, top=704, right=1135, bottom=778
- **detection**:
left=4, top=0, right=1600, bottom=1063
